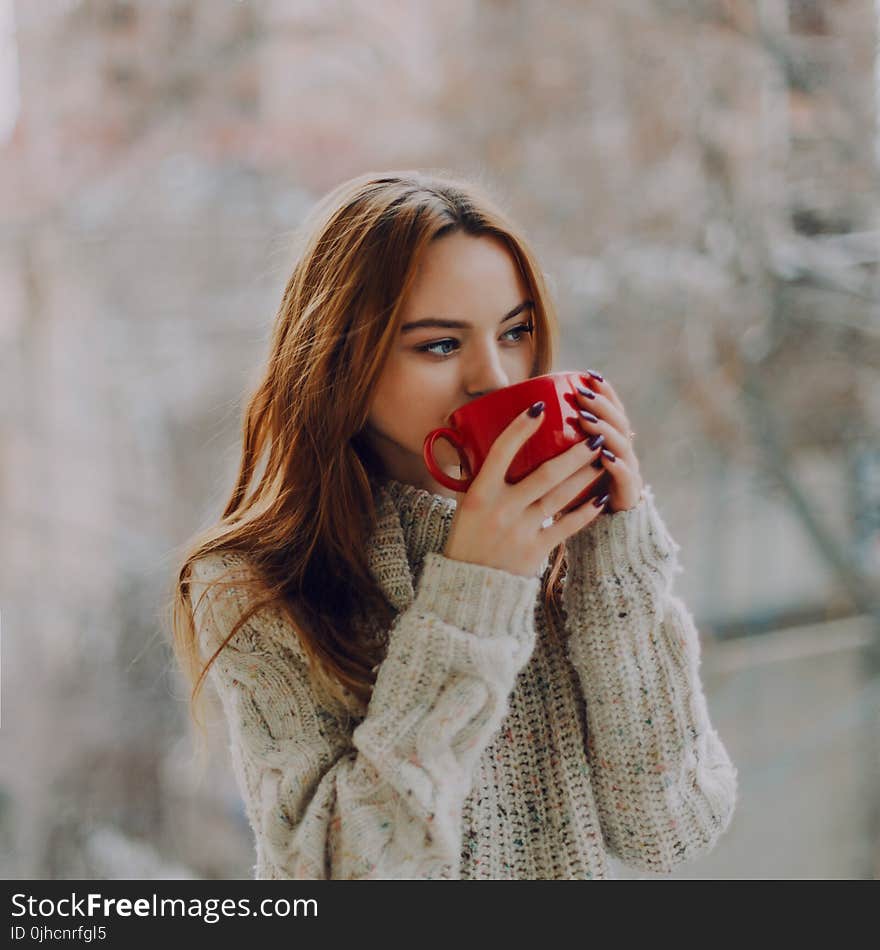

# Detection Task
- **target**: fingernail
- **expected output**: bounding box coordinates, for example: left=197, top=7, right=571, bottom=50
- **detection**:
left=527, top=400, right=545, bottom=417
left=578, top=409, right=599, bottom=423
left=576, top=385, right=596, bottom=399
left=601, top=448, right=616, bottom=462
left=592, top=492, right=610, bottom=508
left=591, top=458, right=603, bottom=469
left=587, top=370, right=604, bottom=382
left=587, top=433, right=605, bottom=451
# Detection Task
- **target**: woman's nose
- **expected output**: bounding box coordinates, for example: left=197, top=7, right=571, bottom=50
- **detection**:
left=465, top=339, right=513, bottom=398
left=467, top=373, right=510, bottom=400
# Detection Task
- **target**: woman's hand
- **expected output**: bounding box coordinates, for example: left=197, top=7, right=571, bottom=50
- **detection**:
left=442, top=402, right=611, bottom=578
left=573, top=370, right=644, bottom=513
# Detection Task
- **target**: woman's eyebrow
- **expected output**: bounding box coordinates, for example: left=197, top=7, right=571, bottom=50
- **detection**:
left=400, top=300, right=534, bottom=334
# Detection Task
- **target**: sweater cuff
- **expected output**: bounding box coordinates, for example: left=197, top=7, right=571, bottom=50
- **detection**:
left=413, top=551, right=540, bottom=647
left=566, top=484, right=682, bottom=584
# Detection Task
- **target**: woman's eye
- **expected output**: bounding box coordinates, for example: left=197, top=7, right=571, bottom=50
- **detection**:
left=417, top=322, right=534, bottom=358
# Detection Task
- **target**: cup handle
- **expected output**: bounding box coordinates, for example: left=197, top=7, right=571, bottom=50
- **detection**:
left=423, top=427, right=473, bottom=492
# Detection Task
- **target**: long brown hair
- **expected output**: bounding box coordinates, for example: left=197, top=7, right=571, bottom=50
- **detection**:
left=167, top=169, right=568, bottom=759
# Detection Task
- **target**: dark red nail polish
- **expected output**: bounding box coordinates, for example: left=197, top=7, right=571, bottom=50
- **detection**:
left=587, top=370, right=604, bottom=382
left=587, top=433, right=605, bottom=451
left=591, top=458, right=603, bottom=469
left=527, top=400, right=545, bottom=417
left=576, top=384, right=596, bottom=399
left=592, top=492, right=610, bottom=508
left=601, top=448, right=616, bottom=462
left=579, top=409, right=599, bottom=423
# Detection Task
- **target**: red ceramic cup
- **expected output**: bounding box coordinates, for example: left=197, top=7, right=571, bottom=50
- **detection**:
left=422, top=371, right=610, bottom=513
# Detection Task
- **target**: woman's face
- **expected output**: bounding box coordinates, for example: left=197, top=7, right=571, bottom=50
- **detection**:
left=363, top=231, right=537, bottom=498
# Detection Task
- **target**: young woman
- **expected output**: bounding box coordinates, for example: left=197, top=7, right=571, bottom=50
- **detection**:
left=170, top=170, right=738, bottom=880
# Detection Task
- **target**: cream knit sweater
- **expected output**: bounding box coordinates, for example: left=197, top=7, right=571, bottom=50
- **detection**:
left=188, top=475, right=737, bottom=879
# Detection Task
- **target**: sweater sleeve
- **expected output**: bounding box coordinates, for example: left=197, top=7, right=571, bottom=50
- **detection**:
left=560, top=484, right=738, bottom=875
left=188, top=550, right=540, bottom=880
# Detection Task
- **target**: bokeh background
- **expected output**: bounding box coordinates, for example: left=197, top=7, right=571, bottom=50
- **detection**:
left=1, top=0, right=879, bottom=880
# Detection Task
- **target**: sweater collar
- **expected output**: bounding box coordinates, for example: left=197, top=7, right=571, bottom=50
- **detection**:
left=368, top=475, right=458, bottom=612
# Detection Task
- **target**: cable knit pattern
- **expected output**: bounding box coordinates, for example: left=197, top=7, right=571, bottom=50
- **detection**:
left=188, top=476, right=737, bottom=879
left=561, top=484, right=738, bottom=872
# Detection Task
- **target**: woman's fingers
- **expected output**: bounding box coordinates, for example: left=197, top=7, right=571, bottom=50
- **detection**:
left=576, top=414, right=636, bottom=468
left=568, top=373, right=644, bottom=514
left=592, top=452, right=643, bottom=513
left=532, top=452, right=606, bottom=524
left=574, top=386, right=637, bottom=467
left=543, top=482, right=609, bottom=546
left=470, top=400, right=547, bottom=502
left=575, top=385, right=629, bottom=439
left=580, top=372, right=629, bottom=422
left=512, top=436, right=605, bottom=512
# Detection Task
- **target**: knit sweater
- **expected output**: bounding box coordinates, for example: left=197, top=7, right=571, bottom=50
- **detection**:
left=188, top=475, right=737, bottom=880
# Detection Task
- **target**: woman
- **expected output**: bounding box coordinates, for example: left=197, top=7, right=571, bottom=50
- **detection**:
left=169, top=169, right=738, bottom=880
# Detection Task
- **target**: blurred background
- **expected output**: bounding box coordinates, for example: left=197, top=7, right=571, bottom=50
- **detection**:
left=1, top=0, right=878, bottom=880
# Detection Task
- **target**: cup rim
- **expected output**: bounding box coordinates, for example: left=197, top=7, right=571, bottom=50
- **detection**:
left=448, top=370, right=576, bottom=421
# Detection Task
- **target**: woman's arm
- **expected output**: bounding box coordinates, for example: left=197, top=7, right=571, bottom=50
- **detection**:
left=189, top=550, right=540, bottom=879
left=561, top=484, right=738, bottom=874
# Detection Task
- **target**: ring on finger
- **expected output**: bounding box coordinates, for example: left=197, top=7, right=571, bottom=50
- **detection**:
left=540, top=510, right=560, bottom=529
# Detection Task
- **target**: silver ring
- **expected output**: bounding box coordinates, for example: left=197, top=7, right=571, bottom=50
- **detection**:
left=541, top=512, right=559, bottom=530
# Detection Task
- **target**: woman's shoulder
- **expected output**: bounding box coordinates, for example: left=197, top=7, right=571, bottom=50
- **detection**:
left=189, top=548, right=258, bottom=586
left=188, top=550, right=363, bottom=728
left=188, top=549, right=300, bottom=658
